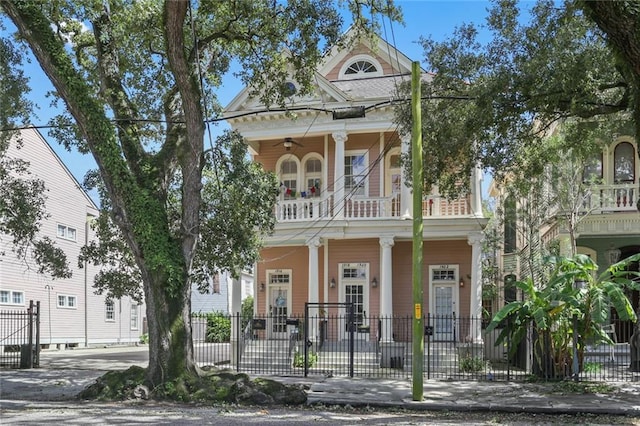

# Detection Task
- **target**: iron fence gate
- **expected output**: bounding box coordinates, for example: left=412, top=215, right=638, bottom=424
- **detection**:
left=0, top=300, right=40, bottom=369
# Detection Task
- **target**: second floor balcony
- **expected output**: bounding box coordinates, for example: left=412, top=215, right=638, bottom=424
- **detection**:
left=274, top=192, right=473, bottom=223
left=582, top=183, right=638, bottom=213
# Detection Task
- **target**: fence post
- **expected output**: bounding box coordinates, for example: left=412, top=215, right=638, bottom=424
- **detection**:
left=35, top=301, right=41, bottom=367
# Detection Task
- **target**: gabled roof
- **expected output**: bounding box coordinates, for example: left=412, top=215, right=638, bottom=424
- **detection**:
left=318, top=26, right=415, bottom=77
left=224, top=27, right=421, bottom=116
left=9, top=128, right=98, bottom=210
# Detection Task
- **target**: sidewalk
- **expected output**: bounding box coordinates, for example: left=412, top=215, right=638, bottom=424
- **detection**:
left=1, top=346, right=640, bottom=416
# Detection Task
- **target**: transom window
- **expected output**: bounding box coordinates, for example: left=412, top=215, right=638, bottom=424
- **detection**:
left=432, top=269, right=455, bottom=281
left=57, top=224, right=77, bottom=241
left=0, top=289, right=24, bottom=305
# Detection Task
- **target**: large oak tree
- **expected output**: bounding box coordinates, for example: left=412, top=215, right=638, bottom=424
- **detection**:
left=396, top=0, right=640, bottom=198
left=1, top=0, right=400, bottom=389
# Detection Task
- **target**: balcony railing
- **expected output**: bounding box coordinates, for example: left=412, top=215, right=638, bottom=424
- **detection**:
left=582, top=183, right=637, bottom=213
left=275, top=192, right=472, bottom=223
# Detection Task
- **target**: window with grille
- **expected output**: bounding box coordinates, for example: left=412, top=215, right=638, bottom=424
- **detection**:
left=345, top=152, right=367, bottom=196
left=106, top=300, right=115, bottom=321
left=57, top=294, right=77, bottom=309
left=0, top=289, right=24, bottom=305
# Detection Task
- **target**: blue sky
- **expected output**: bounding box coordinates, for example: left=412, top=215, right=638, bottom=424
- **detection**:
left=9, top=0, right=507, bottom=197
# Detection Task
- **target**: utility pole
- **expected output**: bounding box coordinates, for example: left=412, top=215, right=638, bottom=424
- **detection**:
left=411, top=60, right=424, bottom=401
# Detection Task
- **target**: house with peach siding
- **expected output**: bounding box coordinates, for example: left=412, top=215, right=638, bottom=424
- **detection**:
left=225, top=29, right=488, bottom=345
left=1, top=128, right=145, bottom=350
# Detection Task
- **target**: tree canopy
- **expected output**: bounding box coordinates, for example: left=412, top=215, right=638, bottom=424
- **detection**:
left=396, top=0, right=639, bottom=197
left=0, top=0, right=400, bottom=393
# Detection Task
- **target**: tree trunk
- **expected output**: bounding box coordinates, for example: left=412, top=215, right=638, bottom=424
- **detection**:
left=3, top=2, right=202, bottom=388
left=144, top=269, right=199, bottom=387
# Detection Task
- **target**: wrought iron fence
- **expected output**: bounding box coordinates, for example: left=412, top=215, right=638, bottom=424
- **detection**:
left=193, top=311, right=639, bottom=382
left=0, top=300, right=40, bottom=369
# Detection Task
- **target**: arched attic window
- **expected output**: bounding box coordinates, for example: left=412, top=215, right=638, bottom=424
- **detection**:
left=339, top=55, right=383, bottom=80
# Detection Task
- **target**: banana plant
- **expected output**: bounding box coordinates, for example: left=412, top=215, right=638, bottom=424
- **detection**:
left=487, top=253, right=639, bottom=378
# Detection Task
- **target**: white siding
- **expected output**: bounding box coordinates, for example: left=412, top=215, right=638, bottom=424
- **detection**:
left=1, top=129, right=145, bottom=347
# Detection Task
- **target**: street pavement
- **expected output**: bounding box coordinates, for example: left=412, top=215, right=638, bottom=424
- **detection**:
left=1, top=345, right=640, bottom=417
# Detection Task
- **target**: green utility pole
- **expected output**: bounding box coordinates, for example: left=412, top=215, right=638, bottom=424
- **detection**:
left=411, top=60, right=424, bottom=401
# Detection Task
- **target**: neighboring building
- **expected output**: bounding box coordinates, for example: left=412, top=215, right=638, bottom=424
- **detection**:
left=490, top=135, right=640, bottom=342
left=225, top=29, right=487, bottom=344
left=1, top=128, right=145, bottom=349
left=191, top=268, right=254, bottom=315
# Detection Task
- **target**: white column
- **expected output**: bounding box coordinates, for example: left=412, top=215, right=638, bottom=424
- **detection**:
left=332, top=131, right=347, bottom=219
left=307, top=236, right=322, bottom=341
left=470, top=163, right=483, bottom=217
left=400, top=135, right=412, bottom=219
left=379, top=236, right=395, bottom=342
left=468, top=233, right=484, bottom=343
left=230, top=274, right=242, bottom=366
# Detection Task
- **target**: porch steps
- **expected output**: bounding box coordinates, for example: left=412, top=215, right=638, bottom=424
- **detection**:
left=239, top=339, right=293, bottom=372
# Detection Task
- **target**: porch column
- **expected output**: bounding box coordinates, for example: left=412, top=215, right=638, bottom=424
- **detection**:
left=379, top=236, right=395, bottom=342
left=468, top=233, right=484, bottom=343
left=400, top=135, right=412, bottom=219
left=307, top=236, right=322, bottom=341
left=470, top=163, right=483, bottom=217
left=230, top=274, right=242, bottom=367
left=332, top=131, right=347, bottom=219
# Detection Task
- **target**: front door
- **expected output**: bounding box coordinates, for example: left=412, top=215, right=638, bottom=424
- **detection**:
left=339, top=263, right=370, bottom=341
left=267, top=271, right=291, bottom=340
left=429, top=266, right=459, bottom=342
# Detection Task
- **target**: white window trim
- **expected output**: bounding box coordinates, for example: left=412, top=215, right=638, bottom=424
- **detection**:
left=57, top=294, right=77, bottom=309
left=57, top=224, right=77, bottom=242
left=345, top=150, right=369, bottom=197
left=301, top=152, right=324, bottom=197
left=338, top=54, right=383, bottom=80
left=275, top=155, right=302, bottom=198
left=130, top=304, right=139, bottom=330
left=105, top=300, right=115, bottom=322
left=428, top=264, right=460, bottom=316
left=0, top=289, right=25, bottom=306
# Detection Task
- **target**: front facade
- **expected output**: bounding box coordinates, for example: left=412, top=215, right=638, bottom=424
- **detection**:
left=225, top=30, right=487, bottom=345
left=0, top=129, right=145, bottom=349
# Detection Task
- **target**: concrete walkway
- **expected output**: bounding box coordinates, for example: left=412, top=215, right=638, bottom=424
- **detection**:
left=1, top=346, right=640, bottom=416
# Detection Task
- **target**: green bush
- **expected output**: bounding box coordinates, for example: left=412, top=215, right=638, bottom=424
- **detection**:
left=241, top=296, right=254, bottom=331
left=459, top=355, right=486, bottom=373
left=139, top=333, right=149, bottom=344
left=293, top=351, right=318, bottom=368
left=205, top=312, right=231, bottom=343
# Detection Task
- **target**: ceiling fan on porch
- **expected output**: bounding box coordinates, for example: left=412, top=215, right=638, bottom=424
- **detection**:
left=273, top=137, right=303, bottom=151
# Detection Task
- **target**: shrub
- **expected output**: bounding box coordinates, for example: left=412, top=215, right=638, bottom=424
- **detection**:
left=293, top=351, right=318, bottom=368
left=205, top=312, right=231, bottom=343
left=459, top=355, right=486, bottom=373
